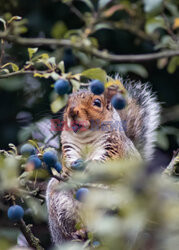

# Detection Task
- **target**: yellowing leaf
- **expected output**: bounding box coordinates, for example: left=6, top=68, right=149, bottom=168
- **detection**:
left=173, top=18, right=179, bottom=29
left=81, top=68, right=107, bottom=82
left=50, top=95, right=68, bottom=113
left=28, top=48, right=38, bottom=60
left=38, top=53, right=49, bottom=59
left=1, top=62, right=19, bottom=72
left=105, top=79, right=127, bottom=94
left=34, top=72, right=50, bottom=78
left=28, top=140, right=40, bottom=151
left=8, top=16, right=22, bottom=24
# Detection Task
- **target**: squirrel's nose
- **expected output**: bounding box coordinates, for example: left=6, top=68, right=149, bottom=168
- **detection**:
left=69, top=107, right=79, bottom=119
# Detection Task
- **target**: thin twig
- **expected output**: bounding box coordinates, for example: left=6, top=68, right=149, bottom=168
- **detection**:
left=162, top=13, right=177, bottom=42
left=0, top=32, right=179, bottom=63
left=70, top=4, right=85, bottom=22
left=0, top=70, right=49, bottom=79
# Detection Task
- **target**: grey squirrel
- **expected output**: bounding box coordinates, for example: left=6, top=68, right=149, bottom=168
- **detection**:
left=46, top=79, right=160, bottom=244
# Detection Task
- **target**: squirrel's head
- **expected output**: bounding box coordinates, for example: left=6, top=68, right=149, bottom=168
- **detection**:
left=63, top=90, right=114, bottom=132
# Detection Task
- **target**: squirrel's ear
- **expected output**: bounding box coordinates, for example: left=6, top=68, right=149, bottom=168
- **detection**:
left=104, top=85, right=119, bottom=110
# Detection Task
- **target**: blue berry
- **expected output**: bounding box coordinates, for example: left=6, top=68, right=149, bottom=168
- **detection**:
left=93, top=241, right=100, bottom=247
left=20, top=144, right=36, bottom=156
left=54, top=79, right=70, bottom=95
left=8, top=205, right=24, bottom=221
left=90, top=80, right=104, bottom=95
left=43, top=151, right=57, bottom=167
left=28, top=155, right=42, bottom=169
left=76, top=188, right=89, bottom=202
left=54, top=162, right=62, bottom=173
left=71, top=159, right=85, bottom=171
left=111, top=94, right=126, bottom=110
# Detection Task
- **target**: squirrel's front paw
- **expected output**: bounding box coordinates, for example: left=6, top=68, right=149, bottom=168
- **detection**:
left=71, top=228, right=88, bottom=241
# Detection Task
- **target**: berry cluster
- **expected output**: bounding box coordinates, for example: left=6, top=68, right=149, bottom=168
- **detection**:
left=21, top=143, right=62, bottom=173
left=7, top=144, right=63, bottom=222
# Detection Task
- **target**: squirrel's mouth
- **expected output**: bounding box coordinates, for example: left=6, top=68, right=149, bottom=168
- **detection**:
left=71, top=122, right=83, bottom=133
left=67, top=118, right=90, bottom=133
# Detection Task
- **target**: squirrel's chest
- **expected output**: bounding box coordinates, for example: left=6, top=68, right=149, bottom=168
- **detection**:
left=61, top=130, right=107, bottom=165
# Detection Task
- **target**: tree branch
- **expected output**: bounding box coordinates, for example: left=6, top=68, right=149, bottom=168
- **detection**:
left=18, top=219, right=44, bottom=250
left=0, top=32, right=179, bottom=63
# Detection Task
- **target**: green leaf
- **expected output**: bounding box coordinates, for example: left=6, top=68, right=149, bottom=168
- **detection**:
left=81, top=68, right=107, bottom=82
left=48, top=57, right=56, bottom=66
left=157, top=131, right=169, bottom=150
left=98, top=0, right=111, bottom=9
left=0, top=68, right=9, bottom=74
left=0, top=76, right=23, bottom=91
left=50, top=72, right=60, bottom=81
left=0, top=18, right=6, bottom=29
left=51, top=95, right=68, bottom=113
left=70, top=79, right=80, bottom=91
left=18, top=126, right=33, bottom=143
left=51, top=21, right=67, bottom=39
left=58, top=61, right=65, bottom=73
left=28, top=48, right=38, bottom=60
left=94, top=23, right=113, bottom=31
left=78, top=0, right=94, bottom=10
left=164, top=2, right=179, bottom=17
left=167, top=56, right=179, bottom=74
left=110, top=64, right=148, bottom=78
left=145, top=16, right=165, bottom=34
left=143, top=0, right=163, bottom=13
left=155, top=35, right=175, bottom=50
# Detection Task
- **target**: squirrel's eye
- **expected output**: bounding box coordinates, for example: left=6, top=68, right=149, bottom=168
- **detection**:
left=93, top=99, right=101, bottom=107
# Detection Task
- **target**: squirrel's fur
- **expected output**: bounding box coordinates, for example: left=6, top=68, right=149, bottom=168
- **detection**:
left=46, top=79, right=160, bottom=244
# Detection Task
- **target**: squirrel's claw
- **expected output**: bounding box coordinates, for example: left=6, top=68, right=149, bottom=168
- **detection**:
left=71, top=229, right=88, bottom=241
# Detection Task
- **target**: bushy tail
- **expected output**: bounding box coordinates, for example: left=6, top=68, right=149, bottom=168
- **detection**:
left=106, top=79, right=160, bottom=161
